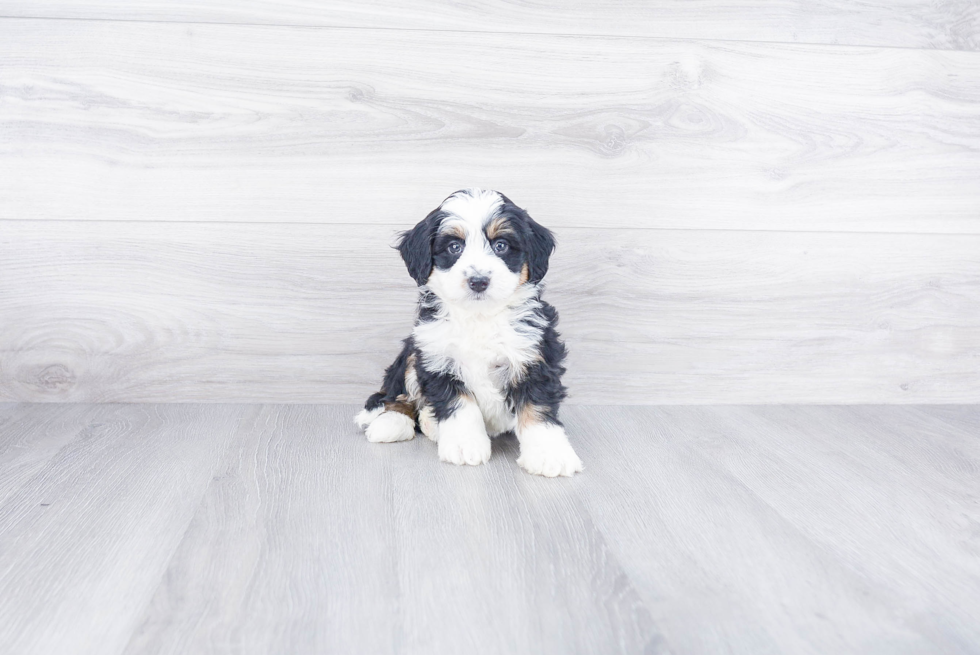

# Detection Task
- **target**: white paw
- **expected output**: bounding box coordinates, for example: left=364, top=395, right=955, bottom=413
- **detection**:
left=439, top=433, right=492, bottom=466
left=354, top=406, right=384, bottom=430
left=517, top=444, right=583, bottom=477
left=516, top=423, right=583, bottom=477
left=364, top=411, right=416, bottom=443
left=418, top=405, right=438, bottom=442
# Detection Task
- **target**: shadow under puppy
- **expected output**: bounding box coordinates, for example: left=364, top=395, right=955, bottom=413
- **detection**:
left=355, top=189, right=583, bottom=477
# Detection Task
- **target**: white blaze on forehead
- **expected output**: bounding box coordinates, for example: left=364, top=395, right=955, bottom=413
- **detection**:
left=424, top=187, right=522, bottom=308
left=439, top=189, right=504, bottom=241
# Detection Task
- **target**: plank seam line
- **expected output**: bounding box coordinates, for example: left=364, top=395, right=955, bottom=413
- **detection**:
left=116, top=405, right=252, bottom=655
left=1, top=218, right=978, bottom=237
left=2, top=401, right=978, bottom=407
left=1, top=14, right=977, bottom=55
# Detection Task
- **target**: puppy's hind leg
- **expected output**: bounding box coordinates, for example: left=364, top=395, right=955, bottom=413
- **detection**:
left=365, top=400, right=416, bottom=443
left=354, top=402, right=385, bottom=430
left=355, top=339, right=418, bottom=443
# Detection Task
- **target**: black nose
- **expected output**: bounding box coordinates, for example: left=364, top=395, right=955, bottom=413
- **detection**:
left=468, top=276, right=490, bottom=293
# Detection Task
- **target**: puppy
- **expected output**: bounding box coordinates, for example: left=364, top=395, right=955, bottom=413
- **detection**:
left=354, top=189, right=583, bottom=477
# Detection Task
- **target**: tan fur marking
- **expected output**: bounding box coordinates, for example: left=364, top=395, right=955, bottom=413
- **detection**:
left=440, top=224, right=466, bottom=240
left=385, top=396, right=416, bottom=420
left=418, top=404, right=438, bottom=441
left=485, top=216, right=515, bottom=241
left=519, top=262, right=530, bottom=285
left=518, top=404, right=546, bottom=432
left=404, top=353, right=421, bottom=403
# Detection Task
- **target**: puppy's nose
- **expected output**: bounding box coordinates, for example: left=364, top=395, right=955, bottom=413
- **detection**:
left=468, top=276, right=490, bottom=293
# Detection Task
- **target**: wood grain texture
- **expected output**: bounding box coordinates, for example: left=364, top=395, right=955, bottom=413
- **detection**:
left=0, top=403, right=100, bottom=506
left=0, top=403, right=248, bottom=655
left=2, top=19, right=980, bottom=233
left=125, top=404, right=659, bottom=654
left=562, top=404, right=980, bottom=654
left=0, top=403, right=977, bottom=654
left=688, top=404, right=980, bottom=650
left=2, top=221, right=978, bottom=404
left=0, top=402, right=28, bottom=428
left=2, top=1, right=979, bottom=51
left=124, top=404, right=405, bottom=655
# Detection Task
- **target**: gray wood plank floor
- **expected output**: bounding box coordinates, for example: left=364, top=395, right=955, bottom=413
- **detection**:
left=0, top=404, right=977, bottom=654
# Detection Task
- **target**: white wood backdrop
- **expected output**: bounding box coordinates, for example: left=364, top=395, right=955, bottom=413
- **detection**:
left=1, top=5, right=978, bottom=404
left=3, top=1, right=979, bottom=50
left=3, top=20, right=980, bottom=233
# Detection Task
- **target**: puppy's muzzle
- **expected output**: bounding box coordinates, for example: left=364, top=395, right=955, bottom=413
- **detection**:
left=468, top=276, right=490, bottom=293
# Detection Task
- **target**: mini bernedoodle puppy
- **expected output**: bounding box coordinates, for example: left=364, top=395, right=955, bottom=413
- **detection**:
left=354, top=189, right=583, bottom=477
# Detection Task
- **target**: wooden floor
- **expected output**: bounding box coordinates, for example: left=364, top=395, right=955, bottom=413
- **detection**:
left=0, top=403, right=977, bottom=654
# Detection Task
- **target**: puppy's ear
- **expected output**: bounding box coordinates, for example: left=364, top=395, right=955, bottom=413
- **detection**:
left=525, top=215, right=556, bottom=284
left=397, top=209, right=440, bottom=285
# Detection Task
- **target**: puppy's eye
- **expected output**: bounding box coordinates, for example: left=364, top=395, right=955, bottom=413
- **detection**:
left=448, top=241, right=463, bottom=255
left=492, top=239, right=509, bottom=254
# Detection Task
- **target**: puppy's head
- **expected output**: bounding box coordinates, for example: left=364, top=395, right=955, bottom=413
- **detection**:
left=398, top=189, right=555, bottom=307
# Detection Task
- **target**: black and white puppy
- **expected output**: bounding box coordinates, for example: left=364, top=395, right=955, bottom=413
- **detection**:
left=354, top=188, right=583, bottom=477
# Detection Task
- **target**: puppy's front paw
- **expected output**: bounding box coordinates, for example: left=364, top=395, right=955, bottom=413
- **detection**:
left=364, top=411, right=416, bottom=443
left=516, top=423, right=583, bottom=477
left=354, top=406, right=384, bottom=430
left=517, top=441, right=583, bottom=477
left=438, top=430, right=491, bottom=466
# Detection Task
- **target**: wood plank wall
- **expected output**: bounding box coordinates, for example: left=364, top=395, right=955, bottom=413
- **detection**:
left=1, top=4, right=978, bottom=404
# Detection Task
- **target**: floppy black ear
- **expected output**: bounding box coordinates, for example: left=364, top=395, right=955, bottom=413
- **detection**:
left=525, top=215, right=556, bottom=284
left=397, top=209, right=441, bottom=285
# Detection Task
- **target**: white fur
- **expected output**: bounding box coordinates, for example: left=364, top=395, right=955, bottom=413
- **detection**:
left=416, top=189, right=547, bottom=437
left=358, top=188, right=583, bottom=477
left=354, top=406, right=384, bottom=429
left=364, top=411, right=416, bottom=443
left=418, top=405, right=438, bottom=441
left=516, top=422, right=584, bottom=477
left=437, top=397, right=492, bottom=466
left=426, top=189, right=523, bottom=310
left=404, top=357, right=421, bottom=400
left=413, top=285, right=545, bottom=437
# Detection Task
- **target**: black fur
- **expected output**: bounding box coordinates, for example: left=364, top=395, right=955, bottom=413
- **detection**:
left=496, top=192, right=556, bottom=283
left=366, top=190, right=566, bottom=431
left=362, top=332, right=470, bottom=424
left=411, top=347, right=469, bottom=421
left=397, top=209, right=445, bottom=285
left=398, top=192, right=555, bottom=287
left=365, top=299, right=567, bottom=429
left=505, top=301, right=567, bottom=425
left=416, top=290, right=441, bottom=324
left=364, top=338, right=413, bottom=411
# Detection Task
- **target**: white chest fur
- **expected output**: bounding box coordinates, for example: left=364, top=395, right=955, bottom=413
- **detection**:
left=413, top=299, right=543, bottom=436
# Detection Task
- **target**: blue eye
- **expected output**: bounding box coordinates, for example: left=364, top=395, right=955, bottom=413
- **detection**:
left=492, top=240, right=509, bottom=254
left=448, top=241, right=463, bottom=255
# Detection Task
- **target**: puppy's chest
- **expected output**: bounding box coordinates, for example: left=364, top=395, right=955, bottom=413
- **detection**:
left=414, top=312, right=538, bottom=392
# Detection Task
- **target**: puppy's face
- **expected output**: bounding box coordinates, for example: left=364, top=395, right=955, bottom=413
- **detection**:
left=399, top=189, right=555, bottom=308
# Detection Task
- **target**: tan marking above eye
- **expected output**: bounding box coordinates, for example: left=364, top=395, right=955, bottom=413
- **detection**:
left=440, top=224, right=467, bottom=240
left=485, top=216, right=515, bottom=240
